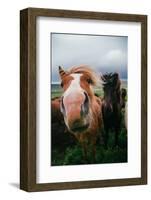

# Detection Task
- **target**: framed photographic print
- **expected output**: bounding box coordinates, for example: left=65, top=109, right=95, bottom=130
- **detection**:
left=20, top=8, right=147, bottom=191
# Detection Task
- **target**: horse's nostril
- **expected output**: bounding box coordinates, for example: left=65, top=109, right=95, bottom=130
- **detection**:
left=60, top=96, right=66, bottom=115
left=84, top=92, right=89, bottom=105
left=81, top=92, right=89, bottom=116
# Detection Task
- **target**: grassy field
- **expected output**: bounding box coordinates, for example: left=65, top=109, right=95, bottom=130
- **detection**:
left=51, top=80, right=127, bottom=98
left=51, top=80, right=127, bottom=166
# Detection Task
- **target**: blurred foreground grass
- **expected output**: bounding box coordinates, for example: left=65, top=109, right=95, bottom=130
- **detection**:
left=52, top=127, right=127, bottom=166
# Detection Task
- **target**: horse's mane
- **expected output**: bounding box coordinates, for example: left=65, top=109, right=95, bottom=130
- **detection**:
left=68, top=65, right=100, bottom=86
left=101, top=72, right=120, bottom=88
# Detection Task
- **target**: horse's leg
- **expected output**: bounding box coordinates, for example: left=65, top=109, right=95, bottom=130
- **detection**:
left=115, top=126, right=120, bottom=147
left=99, top=127, right=105, bottom=145
left=82, top=142, right=88, bottom=163
left=92, top=144, right=96, bottom=163
left=104, top=127, right=109, bottom=149
left=75, top=134, right=88, bottom=163
left=91, top=137, right=97, bottom=162
left=114, top=113, right=121, bottom=147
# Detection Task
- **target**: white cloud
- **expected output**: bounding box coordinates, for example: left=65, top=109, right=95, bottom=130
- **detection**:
left=51, top=33, right=128, bottom=82
left=101, top=49, right=127, bottom=69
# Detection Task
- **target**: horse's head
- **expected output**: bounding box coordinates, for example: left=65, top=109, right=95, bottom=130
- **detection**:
left=59, top=66, right=98, bottom=134
left=101, top=73, right=121, bottom=103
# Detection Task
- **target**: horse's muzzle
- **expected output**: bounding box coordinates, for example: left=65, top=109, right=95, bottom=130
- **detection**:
left=70, top=120, right=89, bottom=133
left=81, top=92, right=89, bottom=116
left=60, top=91, right=90, bottom=133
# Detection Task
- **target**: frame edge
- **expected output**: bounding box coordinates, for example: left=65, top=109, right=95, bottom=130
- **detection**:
left=20, top=7, right=148, bottom=192
left=20, top=8, right=37, bottom=192
left=20, top=8, right=29, bottom=191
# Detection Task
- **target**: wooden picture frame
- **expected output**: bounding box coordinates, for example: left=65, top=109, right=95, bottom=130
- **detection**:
left=20, top=7, right=147, bottom=192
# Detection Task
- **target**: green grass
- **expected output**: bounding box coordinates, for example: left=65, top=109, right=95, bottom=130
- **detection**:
left=51, top=128, right=127, bottom=166
left=51, top=81, right=127, bottom=166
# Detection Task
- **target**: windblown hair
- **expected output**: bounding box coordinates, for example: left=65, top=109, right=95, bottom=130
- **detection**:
left=101, top=72, right=121, bottom=89
left=68, top=65, right=100, bottom=86
left=101, top=72, right=122, bottom=147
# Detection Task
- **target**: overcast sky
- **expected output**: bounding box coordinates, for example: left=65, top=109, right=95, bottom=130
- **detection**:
left=51, top=33, right=128, bottom=83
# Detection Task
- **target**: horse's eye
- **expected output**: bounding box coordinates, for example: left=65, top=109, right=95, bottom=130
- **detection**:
left=61, top=82, right=64, bottom=87
left=87, top=78, right=92, bottom=84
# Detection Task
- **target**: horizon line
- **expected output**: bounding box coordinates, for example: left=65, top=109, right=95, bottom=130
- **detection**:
left=51, top=78, right=127, bottom=84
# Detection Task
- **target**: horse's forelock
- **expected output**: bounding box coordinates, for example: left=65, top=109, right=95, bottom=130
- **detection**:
left=68, top=65, right=100, bottom=86
left=102, top=73, right=120, bottom=87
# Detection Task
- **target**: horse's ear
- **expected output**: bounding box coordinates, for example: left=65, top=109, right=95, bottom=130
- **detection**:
left=100, top=74, right=106, bottom=84
left=58, top=66, right=66, bottom=78
left=101, top=75, right=105, bottom=82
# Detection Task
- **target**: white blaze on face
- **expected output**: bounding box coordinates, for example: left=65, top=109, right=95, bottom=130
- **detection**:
left=63, top=73, right=84, bottom=98
left=62, top=73, right=84, bottom=128
left=61, top=73, right=90, bottom=131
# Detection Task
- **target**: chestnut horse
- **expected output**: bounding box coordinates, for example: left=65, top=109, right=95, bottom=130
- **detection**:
left=59, top=65, right=103, bottom=161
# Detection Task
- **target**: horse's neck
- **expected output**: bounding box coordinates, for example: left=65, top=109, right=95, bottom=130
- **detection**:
left=90, top=96, right=102, bottom=122
left=104, top=93, right=120, bottom=105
